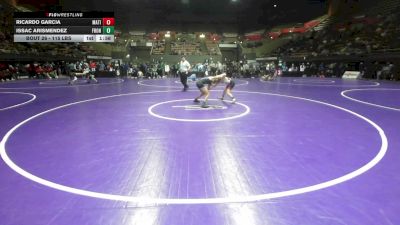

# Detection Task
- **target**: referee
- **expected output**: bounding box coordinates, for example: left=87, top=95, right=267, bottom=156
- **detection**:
left=179, top=56, right=191, bottom=91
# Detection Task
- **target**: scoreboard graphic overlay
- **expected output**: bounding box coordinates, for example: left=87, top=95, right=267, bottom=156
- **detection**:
left=13, top=12, right=115, bottom=42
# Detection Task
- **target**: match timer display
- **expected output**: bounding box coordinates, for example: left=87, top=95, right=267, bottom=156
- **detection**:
left=13, top=12, right=115, bottom=43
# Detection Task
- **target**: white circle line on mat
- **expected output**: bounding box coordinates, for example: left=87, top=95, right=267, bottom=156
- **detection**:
left=0, top=92, right=36, bottom=111
left=341, top=88, right=400, bottom=111
left=0, top=90, right=388, bottom=204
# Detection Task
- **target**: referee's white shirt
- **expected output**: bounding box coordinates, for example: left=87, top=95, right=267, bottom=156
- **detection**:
left=179, top=60, right=191, bottom=73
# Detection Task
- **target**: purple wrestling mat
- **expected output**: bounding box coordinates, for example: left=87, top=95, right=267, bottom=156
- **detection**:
left=0, top=77, right=399, bottom=225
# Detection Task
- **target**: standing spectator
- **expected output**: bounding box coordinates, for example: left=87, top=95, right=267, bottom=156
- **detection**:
left=87, top=61, right=98, bottom=83
left=300, top=63, right=306, bottom=76
left=164, top=63, right=170, bottom=77
left=318, top=63, right=325, bottom=78
left=359, top=62, right=365, bottom=79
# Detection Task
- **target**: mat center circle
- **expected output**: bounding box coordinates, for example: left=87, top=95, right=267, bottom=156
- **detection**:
left=148, top=99, right=250, bottom=122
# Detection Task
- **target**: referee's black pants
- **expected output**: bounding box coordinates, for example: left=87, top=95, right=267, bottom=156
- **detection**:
left=179, top=71, right=189, bottom=90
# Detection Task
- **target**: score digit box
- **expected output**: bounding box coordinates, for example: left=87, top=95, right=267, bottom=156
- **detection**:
left=102, top=26, right=114, bottom=34
left=102, top=18, right=115, bottom=26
